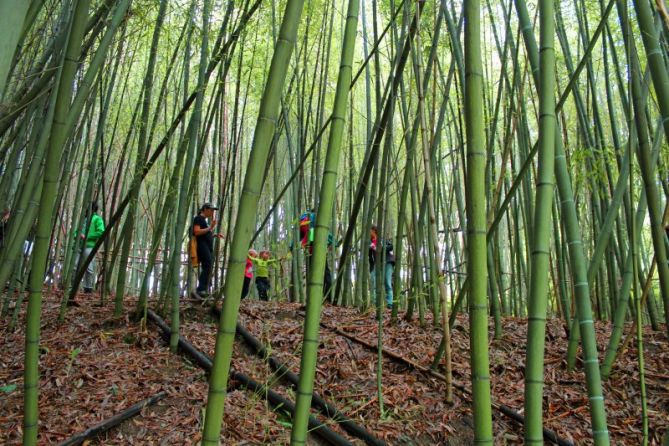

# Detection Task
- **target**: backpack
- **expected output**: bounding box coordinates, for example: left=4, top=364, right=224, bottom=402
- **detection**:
left=299, top=212, right=314, bottom=245
left=189, top=220, right=199, bottom=267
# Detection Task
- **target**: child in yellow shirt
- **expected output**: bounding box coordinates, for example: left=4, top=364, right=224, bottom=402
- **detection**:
left=250, top=249, right=278, bottom=301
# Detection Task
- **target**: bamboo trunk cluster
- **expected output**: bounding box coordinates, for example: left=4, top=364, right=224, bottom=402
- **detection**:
left=2, top=0, right=668, bottom=444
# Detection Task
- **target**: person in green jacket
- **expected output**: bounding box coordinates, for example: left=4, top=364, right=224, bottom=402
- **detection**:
left=77, top=202, right=105, bottom=293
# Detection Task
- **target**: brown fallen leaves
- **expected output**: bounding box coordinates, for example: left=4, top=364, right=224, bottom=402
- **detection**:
left=1, top=292, right=667, bottom=445
left=232, top=300, right=668, bottom=445
left=0, top=293, right=292, bottom=445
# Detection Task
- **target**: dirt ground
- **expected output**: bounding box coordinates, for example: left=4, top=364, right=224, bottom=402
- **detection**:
left=1, top=291, right=667, bottom=445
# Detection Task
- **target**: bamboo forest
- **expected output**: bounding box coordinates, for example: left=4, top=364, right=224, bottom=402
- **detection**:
left=1, top=0, right=669, bottom=444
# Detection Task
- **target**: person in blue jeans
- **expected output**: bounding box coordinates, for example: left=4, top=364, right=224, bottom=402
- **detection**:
left=369, top=225, right=395, bottom=308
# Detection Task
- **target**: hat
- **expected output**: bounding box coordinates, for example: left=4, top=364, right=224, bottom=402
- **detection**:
left=201, top=202, right=218, bottom=210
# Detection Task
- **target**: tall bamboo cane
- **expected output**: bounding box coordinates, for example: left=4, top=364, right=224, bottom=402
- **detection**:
left=22, top=1, right=90, bottom=444
left=515, top=0, right=611, bottom=442
left=523, top=0, right=557, bottom=442
left=290, top=0, right=359, bottom=440
left=464, top=0, right=493, bottom=441
left=628, top=52, right=649, bottom=443
left=113, top=20, right=168, bottom=314
left=201, top=0, right=305, bottom=442
left=630, top=0, right=669, bottom=335
left=169, top=0, right=211, bottom=351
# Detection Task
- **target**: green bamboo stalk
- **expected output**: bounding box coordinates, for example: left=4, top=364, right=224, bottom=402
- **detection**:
left=406, top=154, right=427, bottom=323
left=0, top=1, right=32, bottom=100
left=290, top=0, right=359, bottom=439
left=201, top=0, right=305, bottom=442
left=587, top=148, right=630, bottom=286
left=627, top=82, right=649, bottom=444
left=0, top=96, right=54, bottom=291
left=632, top=0, right=669, bottom=142
left=51, top=0, right=132, bottom=308
left=552, top=201, right=571, bottom=331
left=22, top=1, right=90, bottom=443
left=464, top=0, right=493, bottom=440
left=515, top=0, right=611, bottom=442
left=2, top=0, right=46, bottom=101
left=61, top=126, right=101, bottom=314
left=62, top=92, right=106, bottom=302
left=333, top=1, right=425, bottom=304
left=169, top=0, right=211, bottom=351
left=630, top=0, right=669, bottom=335
left=0, top=1, right=105, bottom=138
left=371, top=136, right=395, bottom=411
left=600, top=31, right=664, bottom=379
left=0, top=115, right=31, bottom=213
left=640, top=248, right=660, bottom=330
left=411, top=6, right=453, bottom=403
left=68, top=0, right=262, bottom=303
left=113, top=0, right=167, bottom=310
left=522, top=0, right=557, bottom=442
left=342, top=111, right=355, bottom=306
left=137, top=138, right=186, bottom=315
left=393, top=84, right=419, bottom=317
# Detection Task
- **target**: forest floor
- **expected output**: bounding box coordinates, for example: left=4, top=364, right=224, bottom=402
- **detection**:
left=0, top=291, right=667, bottom=445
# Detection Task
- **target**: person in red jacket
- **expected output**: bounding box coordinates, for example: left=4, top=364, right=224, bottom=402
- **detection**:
left=241, top=249, right=257, bottom=299
left=297, top=209, right=339, bottom=302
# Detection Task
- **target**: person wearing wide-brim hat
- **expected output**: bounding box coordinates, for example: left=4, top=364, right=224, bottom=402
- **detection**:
left=192, top=202, right=221, bottom=298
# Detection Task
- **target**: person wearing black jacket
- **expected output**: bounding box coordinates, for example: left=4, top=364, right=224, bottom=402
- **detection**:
left=192, top=202, right=220, bottom=298
left=369, top=225, right=395, bottom=308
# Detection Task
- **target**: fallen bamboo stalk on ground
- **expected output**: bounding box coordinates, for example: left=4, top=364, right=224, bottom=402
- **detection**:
left=210, top=307, right=386, bottom=446
left=146, top=309, right=353, bottom=446
left=57, top=391, right=167, bottom=446
left=315, top=317, right=575, bottom=446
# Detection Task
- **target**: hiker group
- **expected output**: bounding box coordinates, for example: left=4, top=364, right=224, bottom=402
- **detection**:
left=190, top=202, right=395, bottom=307
left=190, top=202, right=285, bottom=301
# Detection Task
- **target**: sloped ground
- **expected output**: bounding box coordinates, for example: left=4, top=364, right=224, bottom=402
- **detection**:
left=229, top=300, right=668, bottom=445
left=1, top=291, right=667, bottom=445
left=0, top=292, right=294, bottom=445
left=184, top=306, right=476, bottom=445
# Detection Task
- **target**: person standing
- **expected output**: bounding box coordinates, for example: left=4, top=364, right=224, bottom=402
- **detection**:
left=369, top=224, right=395, bottom=308
left=251, top=249, right=285, bottom=301
left=77, top=203, right=105, bottom=293
left=241, top=249, right=257, bottom=299
left=192, top=202, right=220, bottom=298
left=298, top=209, right=338, bottom=302
left=252, top=250, right=270, bottom=300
